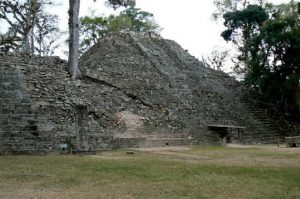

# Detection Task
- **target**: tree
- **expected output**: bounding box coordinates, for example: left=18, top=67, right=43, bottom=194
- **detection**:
left=0, top=25, right=22, bottom=52
left=68, top=0, right=135, bottom=79
left=217, top=0, right=300, bottom=115
left=0, top=0, right=38, bottom=53
left=115, top=6, right=160, bottom=33
left=0, top=0, right=59, bottom=55
left=34, top=12, right=60, bottom=56
left=107, top=0, right=135, bottom=9
left=201, top=49, right=229, bottom=71
left=79, top=5, right=160, bottom=53
left=213, top=0, right=265, bottom=20
left=221, top=4, right=268, bottom=73
left=79, top=16, right=108, bottom=53
left=212, top=0, right=268, bottom=76
left=68, top=0, right=81, bottom=79
left=245, top=2, right=300, bottom=114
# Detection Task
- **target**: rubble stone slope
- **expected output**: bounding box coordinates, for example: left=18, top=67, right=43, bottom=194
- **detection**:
left=0, top=32, right=292, bottom=154
left=79, top=32, right=288, bottom=144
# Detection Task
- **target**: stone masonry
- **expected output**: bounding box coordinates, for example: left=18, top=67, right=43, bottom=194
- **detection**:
left=0, top=32, right=298, bottom=154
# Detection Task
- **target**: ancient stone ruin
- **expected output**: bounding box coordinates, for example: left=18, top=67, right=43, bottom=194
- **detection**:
left=0, top=32, right=299, bottom=154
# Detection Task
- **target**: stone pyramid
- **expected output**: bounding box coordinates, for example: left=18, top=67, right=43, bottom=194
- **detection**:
left=0, top=33, right=290, bottom=154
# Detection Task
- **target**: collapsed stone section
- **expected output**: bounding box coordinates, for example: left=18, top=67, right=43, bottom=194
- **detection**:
left=0, top=54, right=113, bottom=153
left=0, top=33, right=297, bottom=154
left=79, top=32, right=291, bottom=145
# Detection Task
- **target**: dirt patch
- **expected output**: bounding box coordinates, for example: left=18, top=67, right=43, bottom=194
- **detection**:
left=227, top=144, right=256, bottom=148
left=260, top=145, right=300, bottom=153
left=91, top=156, right=130, bottom=160
left=133, top=146, right=193, bottom=152
left=228, top=144, right=300, bottom=153
left=134, top=144, right=300, bottom=168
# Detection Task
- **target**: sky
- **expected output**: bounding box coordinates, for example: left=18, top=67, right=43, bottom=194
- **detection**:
left=50, top=0, right=290, bottom=61
left=51, top=0, right=228, bottom=59
left=136, top=0, right=226, bottom=59
left=1, top=0, right=291, bottom=62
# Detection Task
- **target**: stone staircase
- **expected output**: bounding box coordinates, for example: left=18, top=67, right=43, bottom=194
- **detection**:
left=240, top=90, right=289, bottom=143
left=150, top=36, right=293, bottom=143
left=0, top=54, right=52, bottom=154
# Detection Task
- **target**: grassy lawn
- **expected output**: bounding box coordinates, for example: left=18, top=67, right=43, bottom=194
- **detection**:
left=0, top=145, right=300, bottom=199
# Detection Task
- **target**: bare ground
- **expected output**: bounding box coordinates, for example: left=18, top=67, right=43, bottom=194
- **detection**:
left=134, top=144, right=300, bottom=167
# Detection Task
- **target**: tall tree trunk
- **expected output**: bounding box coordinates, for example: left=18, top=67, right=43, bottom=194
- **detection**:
left=30, top=18, right=35, bottom=55
left=24, top=3, right=32, bottom=54
left=68, top=0, right=81, bottom=80
left=25, top=0, right=38, bottom=55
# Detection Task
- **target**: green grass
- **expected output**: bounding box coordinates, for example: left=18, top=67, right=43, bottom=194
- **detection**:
left=0, top=146, right=300, bottom=199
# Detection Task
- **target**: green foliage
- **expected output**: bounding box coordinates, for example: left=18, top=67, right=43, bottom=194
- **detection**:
left=221, top=4, right=268, bottom=73
left=107, top=14, right=133, bottom=32
left=79, top=16, right=108, bottom=52
left=247, top=9, right=300, bottom=114
left=219, top=0, right=300, bottom=115
left=120, top=7, right=159, bottom=32
left=213, top=0, right=266, bottom=20
left=222, top=5, right=268, bottom=42
left=79, top=5, right=160, bottom=53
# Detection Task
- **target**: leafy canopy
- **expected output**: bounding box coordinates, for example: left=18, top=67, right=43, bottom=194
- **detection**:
left=218, top=0, right=300, bottom=115
left=79, top=5, right=160, bottom=53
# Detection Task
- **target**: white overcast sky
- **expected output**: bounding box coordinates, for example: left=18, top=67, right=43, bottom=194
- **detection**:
left=0, top=0, right=290, bottom=60
left=50, top=0, right=290, bottom=60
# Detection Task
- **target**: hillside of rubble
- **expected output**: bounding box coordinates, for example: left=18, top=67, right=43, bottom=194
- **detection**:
left=0, top=32, right=298, bottom=154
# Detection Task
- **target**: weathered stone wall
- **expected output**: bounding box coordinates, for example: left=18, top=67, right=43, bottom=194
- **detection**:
left=0, top=33, right=297, bottom=153
left=0, top=53, right=116, bottom=153
left=0, top=54, right=54, bottom=153
left=80, top=32, right=291, bottom=145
